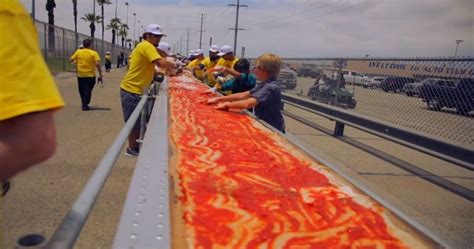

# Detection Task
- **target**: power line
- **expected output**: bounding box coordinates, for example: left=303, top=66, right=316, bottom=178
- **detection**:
left=251, top=0, right=337, bottom=26
left=251, top=1, right=373, bottom=31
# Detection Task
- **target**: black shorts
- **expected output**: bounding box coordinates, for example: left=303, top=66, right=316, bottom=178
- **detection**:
left=120, top=89, right=142, bottom=129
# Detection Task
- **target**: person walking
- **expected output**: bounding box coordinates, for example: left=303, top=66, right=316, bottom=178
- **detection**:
left=69, top=39, right=103, bottom=110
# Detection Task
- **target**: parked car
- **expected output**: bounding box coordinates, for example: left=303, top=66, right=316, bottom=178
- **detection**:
left=403, top=78, right=439, bottom=96
left=419, top=78, right=474, bottom=115
left=380, top=77, right=417, bottom=92
left=278, top=68, right=298, bottom=89
left=367, top=76, right=385, bottom=89
left=297, top=67, right=320, bottom=78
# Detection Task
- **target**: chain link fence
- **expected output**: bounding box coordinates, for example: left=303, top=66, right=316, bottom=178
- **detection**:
left=277, top=57, right=474, bottom=149
left=34, top=20, right=132, bottom=73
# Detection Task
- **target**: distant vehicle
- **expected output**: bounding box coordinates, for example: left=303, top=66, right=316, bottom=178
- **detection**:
left=419, top=78, right=474, bottom=115
left=278, top=68, right=298, bottom=89
left=366, top=76, right=385, bottom=89
left=297, top=67, right=320, bottom=78
left=379, top=77, right=417, bottom=92
left=323, top=68, right=371, bottom=86
left=403, top=78, right=438, bottom=96
left=307, top=77, right=357, bottom=109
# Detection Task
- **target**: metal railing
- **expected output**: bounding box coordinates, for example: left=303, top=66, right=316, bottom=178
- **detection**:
left=34, top=20, right=132, bottom=73
left=15, top=83, right=158, bottom=249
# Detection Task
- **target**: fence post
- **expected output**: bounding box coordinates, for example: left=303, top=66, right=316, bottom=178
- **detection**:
left=334, top=121, right=345, bottom=137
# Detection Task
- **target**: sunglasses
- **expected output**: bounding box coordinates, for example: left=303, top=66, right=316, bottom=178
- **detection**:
left=151, top=34, right=162, bottom=38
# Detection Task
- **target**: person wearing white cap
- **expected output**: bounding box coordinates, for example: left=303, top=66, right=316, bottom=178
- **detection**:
left=120, top=24, right=175, bottom=156
left=198, top=45, right=221, bottom=86
left=216, top=45, right=238, bottom=69
left=186, top=49, right=206, bottom=80
left=157, top=42, right=173, bottom=57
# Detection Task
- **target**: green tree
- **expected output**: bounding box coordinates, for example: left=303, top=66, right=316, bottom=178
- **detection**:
left=81, top=13, right=102, bottom=39
left=45, top=0, right=56, bottom=51
left=97, top=0, right=112, bottom=42
left=118, top=24, right=129, bottom=47
left=72, top=0, right=78, bottom=46
left=107, top=18, right=121, bottom=45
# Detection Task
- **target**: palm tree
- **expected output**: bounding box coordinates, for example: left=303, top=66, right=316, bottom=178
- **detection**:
left=118, top=24, right=129, bottom=47
left=81, top=13, right=102, bottom=39
left=72, top=0, right=78, bottom=47
left=107, top=18, right=121, bottom=45
left=97, top=0, right=112, bottom=43
left=45, top=0, right=56, bottom=51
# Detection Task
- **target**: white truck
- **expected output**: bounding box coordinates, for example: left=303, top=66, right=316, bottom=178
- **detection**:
left=323, top=68, right=371, bottom=86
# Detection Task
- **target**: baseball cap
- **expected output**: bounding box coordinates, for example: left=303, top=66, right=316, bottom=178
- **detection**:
left=194, top=49, right=204, bottom=56
left=144, top=24, right=166, bottom=36
left=157, top=42, right=173, bottom=56
left=217, top=45, right=233, bottom=56
left=209, top=45, right=219, bottom=53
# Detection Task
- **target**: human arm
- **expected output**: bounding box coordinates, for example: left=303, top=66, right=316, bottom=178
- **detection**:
left=214, top=97, right=258, bottom=111
left=222, top=67, right=242, bottom=78
left=206, top=91, right=251, bottom=104
left=0, top=111, right=57, bottom=181
left=69, top=51, right=77, bottom=63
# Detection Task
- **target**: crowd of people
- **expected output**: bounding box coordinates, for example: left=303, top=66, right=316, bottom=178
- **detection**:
left=0, top=0, right=285, bottom=192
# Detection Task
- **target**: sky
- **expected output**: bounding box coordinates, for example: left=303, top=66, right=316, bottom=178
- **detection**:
left=20, top=0, right=474, bottom=58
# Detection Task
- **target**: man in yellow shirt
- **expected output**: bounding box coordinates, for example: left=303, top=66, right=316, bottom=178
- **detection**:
left=120, top=24, right=175, bottom=156
left=216, top=45, right=239, bottom=69
left=0, top=0, right=64, bottom=181
left=186, top=49, right=206, bottom=80
left=199, top=45, right=220, bottom=86
left=105, top=51, right=112, bottom=72
left=69, top=39, right=103, bottom=110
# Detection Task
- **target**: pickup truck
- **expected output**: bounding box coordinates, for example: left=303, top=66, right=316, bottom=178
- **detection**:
left=419, top=78, right=474, bottom=115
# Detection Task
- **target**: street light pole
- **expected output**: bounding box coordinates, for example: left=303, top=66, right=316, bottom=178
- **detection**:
left=125, top=2, right=129, bottom=47
left=454, top=40, right=463, bottom=57
left=133, top=13, right=136, bottom=44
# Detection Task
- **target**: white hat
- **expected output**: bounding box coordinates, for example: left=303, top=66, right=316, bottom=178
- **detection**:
left=157, top=42, right=172, bottom=56
left=217, top=45, right=233, bottom=56
left=188, top=50, right=195, bottom=56
left=194, top=49, right=204, bottom=56
left=209, top=45, right=219, bottom=53
left=144, top=24, right=166, bottom=36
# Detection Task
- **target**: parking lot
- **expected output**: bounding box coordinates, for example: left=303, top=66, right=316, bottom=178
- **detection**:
left=284, top=77, right=474, bottom=149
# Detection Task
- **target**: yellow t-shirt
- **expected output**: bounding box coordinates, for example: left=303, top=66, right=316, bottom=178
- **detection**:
left=200, top=57, right=219, bottom=86
left=121, top=40, right=161, bottom=94
left=0, top=0, right=64, bottom=121
left=70, top=48, right=101, bottom=77
left=186, top=58, right=205, bottom=80
left=105, top=55, right=112, bottom=62
left=216, top=57, right=239, bottom=69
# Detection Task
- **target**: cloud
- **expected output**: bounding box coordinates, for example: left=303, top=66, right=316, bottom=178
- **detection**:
left=20, top=0, right=474, bottom=57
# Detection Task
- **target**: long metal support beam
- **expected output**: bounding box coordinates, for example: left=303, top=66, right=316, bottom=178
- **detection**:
left=282, top=94, right=474, bottom=171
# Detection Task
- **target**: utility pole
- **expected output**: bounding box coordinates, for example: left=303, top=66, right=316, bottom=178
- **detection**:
left=186, top=28, right=191, bottom=55
left=229, top=0, right=247, bottom=55
left=454, top=40, right=463, bottom=57
left=198, top=13, right=206, bottom=49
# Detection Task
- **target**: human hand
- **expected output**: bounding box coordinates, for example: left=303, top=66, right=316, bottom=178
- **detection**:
left=214, top=102, right=229, bottom=110
left=206, top=97, right=220, bottom=105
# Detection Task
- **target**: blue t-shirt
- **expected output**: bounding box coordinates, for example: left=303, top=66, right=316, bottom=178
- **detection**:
left=221, top=73, right=257, bottom=93
left=249, top=77, right=285, bottom=133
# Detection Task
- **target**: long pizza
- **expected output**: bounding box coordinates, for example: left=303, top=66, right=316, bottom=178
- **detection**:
left=168, top=76, right=437, bottom=248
